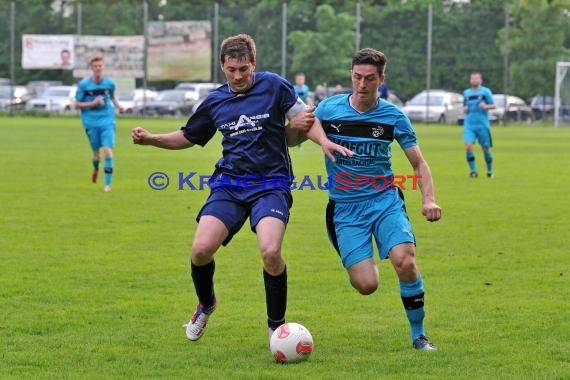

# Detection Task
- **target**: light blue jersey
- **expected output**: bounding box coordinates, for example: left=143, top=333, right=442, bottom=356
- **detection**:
left=76, top=76, right=117, bottom=129
left=315, top=94, right=417, bottom=202
left=463, top=86, right=494, bottom=129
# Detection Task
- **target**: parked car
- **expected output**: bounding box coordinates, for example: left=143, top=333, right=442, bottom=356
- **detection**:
left=141, top=89, right=196, bottom=117
left=530, top=95, right=554, bottom=120
left=117, top=88, right=158, bottom=114
left=0, top=85, right=32, bottom=110
left=26, top=80, right=63, bottom=97
left=402, top=89, right=464, bottom=124
left=386, top=90, right=404, bottom=108
left=489, top=94, right=534, bottom=124
left=174, top=82, right=221, bottom=103
left=25, top=85, right=76, bottom=113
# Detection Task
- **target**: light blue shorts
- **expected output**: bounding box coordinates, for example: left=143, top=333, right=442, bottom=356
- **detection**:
left=85, top=125, right=115, bottom=151
left=464, top=126, right=492, bottom=148
left=325, top=187, right=415, bottom=269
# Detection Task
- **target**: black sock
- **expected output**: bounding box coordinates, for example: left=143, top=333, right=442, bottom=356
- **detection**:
left=191, top=261, right=216, bottom=309
left=264, top=266, right=287, bottom=329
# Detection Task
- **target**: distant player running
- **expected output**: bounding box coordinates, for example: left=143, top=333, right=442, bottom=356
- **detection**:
left=302, top=48, right=442, bottom=350
left=462, top=71, right=496, bottom=178
left=75, top=56, right=124, bottom=192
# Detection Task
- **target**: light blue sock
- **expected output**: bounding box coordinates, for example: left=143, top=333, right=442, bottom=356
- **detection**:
left=400, top=274, right=426, bottom=342
left=104, top=157, right=113, bottom=187
left=466, top=151, right=476, bottom=172
left=484, top=151, right=493, bottom=174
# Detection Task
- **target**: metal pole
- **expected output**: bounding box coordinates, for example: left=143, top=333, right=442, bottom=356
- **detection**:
left=555, top=62, right=561, bottom=128
left=10, top=2, right=15, bottom=114
left=426, top=4, right=432, bottom=123
left=142, top=0, right=148, bottom=116
left=213, top=2, right=219, bottom=83
left=355, top=1, right=361, bottom=52
left=77, top=2, right=82, bottom=35
left=281, top=3, right=287, bottom=78
left=503, top=6, right=509, bottom=123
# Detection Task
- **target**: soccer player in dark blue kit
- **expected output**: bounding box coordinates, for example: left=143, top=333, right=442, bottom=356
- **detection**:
left=462, top=71, right=496, bottom=178
left=132, top=34, right=351, bottom=344
left=75, top=56, right=124, bottom=192
left=302, top=48, right=442, bottom=350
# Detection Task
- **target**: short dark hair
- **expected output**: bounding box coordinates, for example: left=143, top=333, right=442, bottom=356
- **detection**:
left=220, top=34, right=256, bottom=64
left=352, top=48, right=387, bottom=76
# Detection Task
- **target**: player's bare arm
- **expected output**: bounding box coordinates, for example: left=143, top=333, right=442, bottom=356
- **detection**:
left=132, top=127, right=194, bottom=149
left=404, top=145, right=442, bottom=222
left=285, top=104, right=315, bottom=146
left=302, top=118, right=354, bottom=162
left=75, top=96, right=104, bottom=109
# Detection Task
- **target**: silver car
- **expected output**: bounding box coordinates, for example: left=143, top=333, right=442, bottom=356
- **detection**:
left=26, top=85, right=77, bottom=113
left=402, top=89, right=464, bottom=124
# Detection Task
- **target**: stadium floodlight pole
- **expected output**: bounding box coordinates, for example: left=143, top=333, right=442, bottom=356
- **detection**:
left=426, top=4, right=432, bottom=124
left=281, top=2, right=287, bottom=78
left=213, top=2, right=219, bottom=84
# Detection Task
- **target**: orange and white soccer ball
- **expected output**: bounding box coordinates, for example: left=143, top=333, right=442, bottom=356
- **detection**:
left=270, top=322, right=314, bottom=363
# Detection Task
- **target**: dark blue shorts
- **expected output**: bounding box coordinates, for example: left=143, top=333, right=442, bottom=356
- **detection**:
left=197, top=187, right=292, bottom=246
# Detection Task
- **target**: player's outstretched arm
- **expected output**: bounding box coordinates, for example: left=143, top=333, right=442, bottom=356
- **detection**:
left=302, top=118, right=353, bottom=162
left=132, top=127, right=194, bottom=149
left=404, top=146, right=442, bottom=222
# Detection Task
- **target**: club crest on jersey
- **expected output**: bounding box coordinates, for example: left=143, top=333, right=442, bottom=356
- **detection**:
left=372, top=126, right=384, bottom=138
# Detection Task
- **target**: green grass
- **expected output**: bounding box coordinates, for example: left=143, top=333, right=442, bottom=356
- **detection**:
left=1, top=116, right=569, bottom=379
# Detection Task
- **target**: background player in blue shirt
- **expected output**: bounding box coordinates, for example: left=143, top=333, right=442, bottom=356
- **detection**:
left=132, top=34, right=350, bottom=344
left=75, top=56, right=124, bottom=192
left=302, top=48, right=442, bottom=350
left=293, top=72, right=310, bottom=104
left=462, top=71, right=496, bottom=178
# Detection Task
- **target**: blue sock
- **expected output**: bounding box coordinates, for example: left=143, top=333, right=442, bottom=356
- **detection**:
left=484, top=151, right=493, bottom=174
left=466, top=151, right=476, bottom=172
left=104, top=157, right=113, bottom=187
left=92, top=159, right=99, bottom=172
left=400, top=274, right=426, bottom=342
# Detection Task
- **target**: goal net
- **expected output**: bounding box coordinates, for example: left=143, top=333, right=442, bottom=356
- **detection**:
left=555, top=61, right=570, bottom=128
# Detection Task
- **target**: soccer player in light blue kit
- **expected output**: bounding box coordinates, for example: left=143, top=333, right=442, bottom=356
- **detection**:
left=304, top=48, right=442, bottom=350
left=131, top=34, right=350, bottom=344
left=75, top=56, right=124, bottom=192
left=462, top=71, right=496, bottom=178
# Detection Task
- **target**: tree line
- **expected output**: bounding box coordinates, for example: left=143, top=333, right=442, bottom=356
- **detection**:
left=0, top=0, right=568, bottom=101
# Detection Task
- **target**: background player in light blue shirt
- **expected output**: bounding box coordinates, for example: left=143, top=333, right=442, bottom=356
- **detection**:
left=462, top=71, right=496, bottom=178
left=303, top=48, right=442, bottom=350
left=75, top=56, right=124, bottom=192
left=132, top=34, right=350, bottom=345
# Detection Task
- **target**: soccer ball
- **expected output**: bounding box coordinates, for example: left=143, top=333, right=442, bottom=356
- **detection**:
left=270, top=322, right=314, bottom=364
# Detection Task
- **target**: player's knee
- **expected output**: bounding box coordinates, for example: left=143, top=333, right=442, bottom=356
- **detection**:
left=260, top=245, right=282, bottom=265
left=351, top=277, right=379, bottom=295
left=191, top=239, right=217, bottom=262
left=393, top=254, right=418, bottom=279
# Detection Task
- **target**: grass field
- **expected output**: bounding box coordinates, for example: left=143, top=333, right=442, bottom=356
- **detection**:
left=1, top=116, right=569, bottom=379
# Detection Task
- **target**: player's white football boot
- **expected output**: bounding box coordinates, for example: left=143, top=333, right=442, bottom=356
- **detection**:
left=185, top=301, right=216, bottom=341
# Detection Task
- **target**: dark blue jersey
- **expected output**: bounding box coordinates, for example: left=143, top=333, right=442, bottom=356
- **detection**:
left=182, top=72, right=299, bottom=187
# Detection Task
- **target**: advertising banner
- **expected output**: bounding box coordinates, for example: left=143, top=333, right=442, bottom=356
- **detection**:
left=73, top=35, right=144, bottom=78
left=22, top=34, right=75, bottom=70
left=148, top=21, right=211, bottom=81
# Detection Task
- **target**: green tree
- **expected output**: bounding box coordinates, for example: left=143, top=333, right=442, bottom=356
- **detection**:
left=288, top=4, right=356, bottom=88
left=504, top=0, right=570, bottom=99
